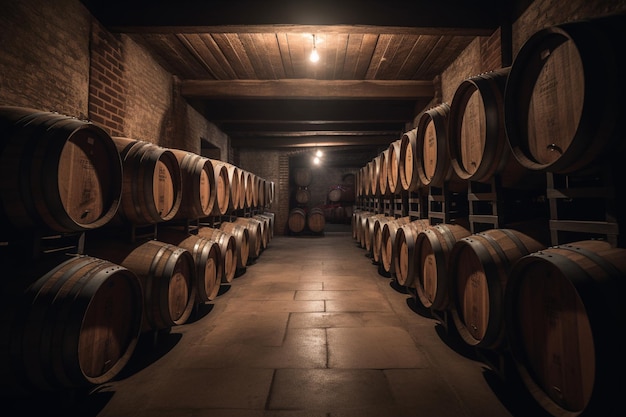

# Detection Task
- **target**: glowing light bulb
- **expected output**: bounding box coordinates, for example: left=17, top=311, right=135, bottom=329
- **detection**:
left=313, top=156, right=320, bottom=165
left=315, top=149, right=323, bottom=157
left=310, top=48, right=319, bottom=63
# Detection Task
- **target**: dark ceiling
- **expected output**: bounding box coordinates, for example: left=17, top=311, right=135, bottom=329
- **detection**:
left=82, top=0, right=510, bottom=167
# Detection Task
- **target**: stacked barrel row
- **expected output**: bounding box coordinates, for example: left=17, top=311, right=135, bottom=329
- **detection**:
left=353, top=210, right=625, bottom=417
left=0, top=106, right=275, bottom=396
left=353, top=17, right=626, bottom=417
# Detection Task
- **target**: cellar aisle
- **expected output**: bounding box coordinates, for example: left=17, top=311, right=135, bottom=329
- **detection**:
left=14, top=225, right=549, bottom=417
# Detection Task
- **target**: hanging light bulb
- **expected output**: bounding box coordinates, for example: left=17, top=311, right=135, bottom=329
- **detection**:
left=315, top=149, right=323, bottom=158
left=313, top=156, right=321, bottom=165
left=310, top=34, right=319, bottom=63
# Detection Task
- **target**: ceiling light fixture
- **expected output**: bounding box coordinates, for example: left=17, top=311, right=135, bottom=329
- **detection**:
left=310, top=34, right=319, bottom=63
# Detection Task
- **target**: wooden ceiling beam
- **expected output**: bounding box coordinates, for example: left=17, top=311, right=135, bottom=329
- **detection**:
left=181, top=79, right=434, bottom=99
left=231, top=134, right=397, bottom=148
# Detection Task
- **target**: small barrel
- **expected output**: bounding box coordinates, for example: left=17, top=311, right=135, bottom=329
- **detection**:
left=222, top=162, right=243, bottom=210
left=307, top=207, right=326, bottom=233
left=220, top=221, right=250, bottom=270
left=393, top=219, right=431, bottom=287
left=242, top=170, right=255, bottom=208
left=170, top=149, right=216, bottom=220
left=448, top=228, right=546, bottom=349
left=196, top=227, right=237, bottom=283
left=112, top=137, right=183, bottom=225
left=505, top=240, right=626, bottom=417
left=414, top=223, right=471, bottom=310
left=7, top=255, right=142, bottom=391
left=364, top=213, right=387, bottom=255
left=504, top=16, right=626, bottom=173
left=378, top=149, right=391, bottom=196
left=157, top=228, right=222, bottom=302
left=85, top=239, right=196, bottom=332
left=0, top=107, right=123, bottom=233
left=207, top=159, right=231, bottom=216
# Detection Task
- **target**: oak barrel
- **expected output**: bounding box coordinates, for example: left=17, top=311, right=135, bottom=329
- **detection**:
left=393, top=219, right=431, bottom=287
left=416, top=104, right=464, bottom=190
left=414, top=223, right=471, bottom=310
left=0, top=107, right=122, bottom=233
left=293, top=167, right=312, bottom=187
left=288, top=207, right=307, bottom=234
left=399, top=128, right=420, bottom=192
left=380, top=216, right=412, bottom=274
left=448, top=228, right=545, bottom=349
left=112, top=137, right=182, bottom=225
left=197, top=226, right=237, bottom=283
left=207, top=159, right=231, bottom=216
left=448, top=68, right=535, bottom=187
left=233, top=217, right=263, bottom=261
left=307, top=207, right=326, bottom=233
left=7, top=255, right=142, bottom=391
left=85, top=239, right=196, bottom=331
left=220, top=221, right=250, bottom=269
left=157, top=228, right=222, bottom=302
left=504, top=17, right=626, bottom=173
left=170, top=149, right=216, bottom=220
left=386, top=139, right=403, bottom=194
left=372, top=215, right=396, bottom=264
left=505, top=240, right=626, bottom=417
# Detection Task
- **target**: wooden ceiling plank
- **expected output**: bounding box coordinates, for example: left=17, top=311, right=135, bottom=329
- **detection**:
left=177, top=34, right=225, bottom=79
left=181, top=79, right=433, bottom=99
left=365, top=33, right=395, bottom=80
left=132, top=34, right=207, bottom=78
left=276, top=33, right=295, bottom=78
left=354, top=33, right=379, bottom=79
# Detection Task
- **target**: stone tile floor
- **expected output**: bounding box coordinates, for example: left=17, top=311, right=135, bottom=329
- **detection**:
left=6, top=225, right=552, bottom=417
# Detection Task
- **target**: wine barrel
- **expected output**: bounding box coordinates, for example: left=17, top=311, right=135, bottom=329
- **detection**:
left=399, top=128, right=420, bottom=192
left=393, top=219, right=431, bottom=287
left=369, top=155, right=382, bottom=196
left=220, top=221, right=250, bottom=269
left=85, top=239, right=196, bottom=331
left=293, top=167, right=312, bottom=187
left=416, top=104, right=464, bottom=191
left=157, top=228, right=222, bottom=302
left=288, top=207, right=307, bottom=234
left=504, top=16, right=626, bottom=173
left=242, top=170, right=255, bottom=209
left=380, top=216, right=412, bottom=274
left=0, top=107, right=122, bottom=233
left=7, top=255, right=142, bottom=391
left=233, top=217, right=263, bottom=261
left=223, top=162, right=243, bottom=210
left=295, top=187, right=310, bottom=204
left=372, top=215, right=396, bottom=264
left=207, top=159, right=231, bottom=216
left=448, top=68, right=536, bottom=188
left=112, top=137, right=183, bottom=225
left=448, top=228, right=545, bottom=349
left=197, top=226, right=237, bottom=283
left=414, top=223, right=471, bottom=311
left=252, top=214, right=272, bottom=249
left=505, top=240, right=626, bottom=417
left=307, top=207, right=326, bottom=233
left=364, top=213, right=387, bottom=255
left=170, top=149, right=216, bottom=220
left=387, top=139, right=403, bottom=194
left=378, top=149, right=391, bottom=196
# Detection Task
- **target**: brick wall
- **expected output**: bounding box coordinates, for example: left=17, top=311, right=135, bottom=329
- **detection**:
left=0, top=0, right=91, bottom=117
